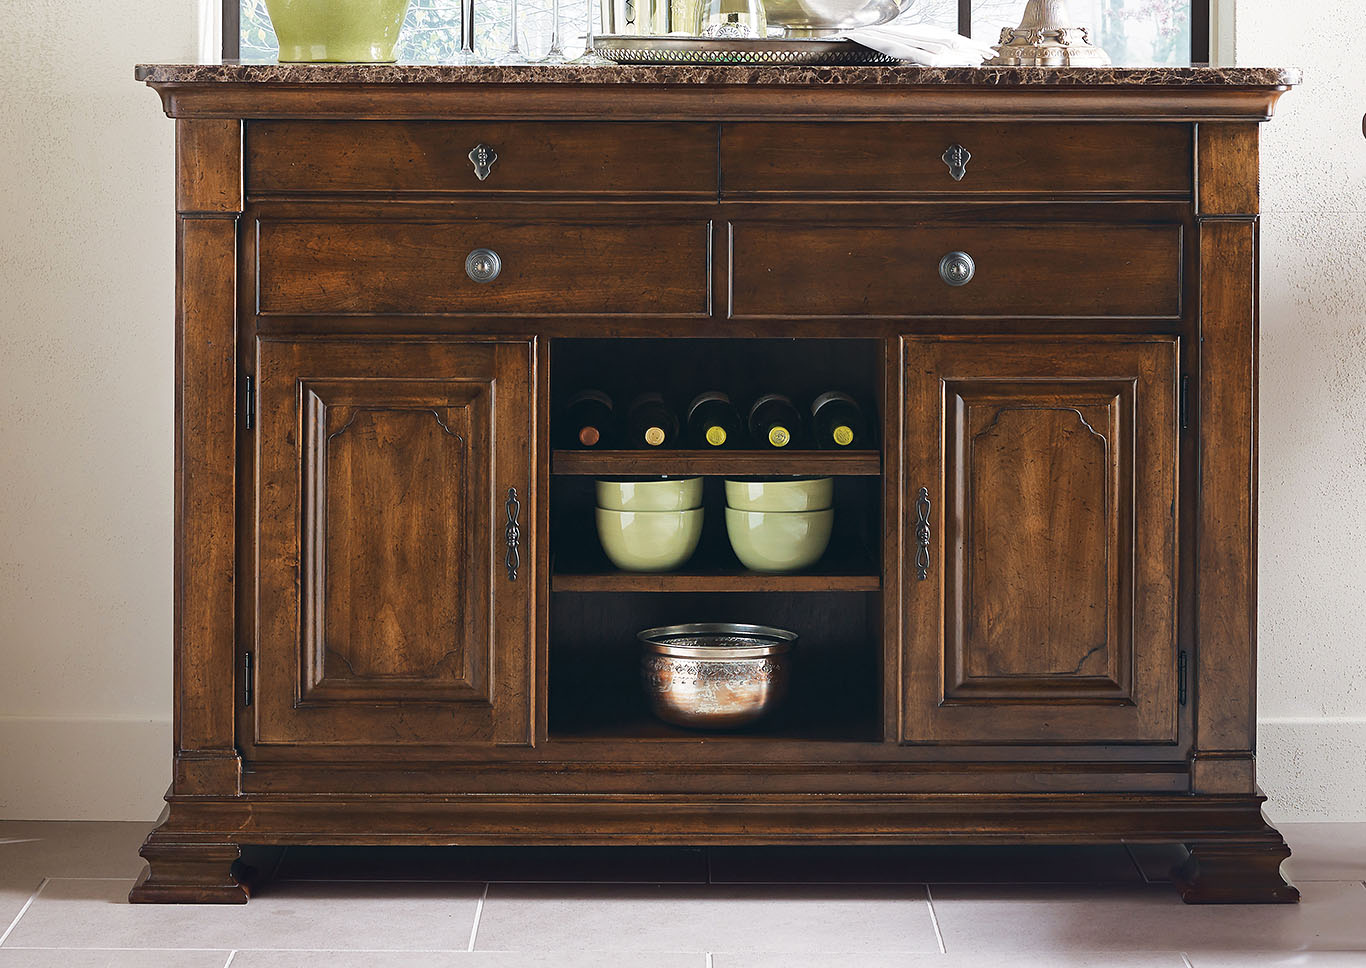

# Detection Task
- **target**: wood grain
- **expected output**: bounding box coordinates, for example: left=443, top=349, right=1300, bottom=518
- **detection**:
left=176, top=120, right=241, bottom=214
left=1198, top=123, right=1260, bottom=216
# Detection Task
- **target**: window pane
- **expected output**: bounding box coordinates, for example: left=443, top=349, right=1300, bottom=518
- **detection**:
left=973, top=0, right=1192, bottom=66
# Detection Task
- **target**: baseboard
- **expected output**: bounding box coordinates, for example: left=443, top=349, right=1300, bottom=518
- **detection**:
left=0, top=714, right=1361, bottom=822
left=0, top=715, right=170, bottom=821
left=1258, top=717, right=1366, bottom=822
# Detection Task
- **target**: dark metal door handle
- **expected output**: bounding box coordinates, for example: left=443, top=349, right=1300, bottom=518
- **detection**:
left=505, top=487, right=521, bottom=582
left=914, top=486, right=932, bottom=581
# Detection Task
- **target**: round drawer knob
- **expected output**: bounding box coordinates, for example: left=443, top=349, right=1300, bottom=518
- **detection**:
left=939, top=251, right=975, bottom=287
left=465, top=248, right=502, bottom=284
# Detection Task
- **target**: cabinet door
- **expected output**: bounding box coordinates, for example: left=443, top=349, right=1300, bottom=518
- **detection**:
left=250, top=338, right=533, bottom=752
left=902, top=337, right=1179, bottom=745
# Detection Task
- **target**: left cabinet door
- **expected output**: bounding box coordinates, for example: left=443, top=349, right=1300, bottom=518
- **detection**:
left=248, top=338, right=534, bottom=753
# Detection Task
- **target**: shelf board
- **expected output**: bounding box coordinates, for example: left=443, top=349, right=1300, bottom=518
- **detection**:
left=552, top=569, right=881, bottom=593
left=551, top=449, right=882, bottom=477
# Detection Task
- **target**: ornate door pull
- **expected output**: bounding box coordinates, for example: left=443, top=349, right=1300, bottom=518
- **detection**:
left=469, top=143, right=498, bottom=181
left=505, top=487, right=521, bottom=582
left=914, top=486, right=932, bottom=581
left=942, top=144, right=971, bottom=181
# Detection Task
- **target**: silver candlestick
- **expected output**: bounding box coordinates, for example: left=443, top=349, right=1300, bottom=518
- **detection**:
left=987, top=0, right=1110, bottom=67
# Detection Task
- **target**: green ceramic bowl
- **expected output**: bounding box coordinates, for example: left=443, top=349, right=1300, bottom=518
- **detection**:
left=595, top=477, right=704, bottom=512
left=724, top=477, right=834, bottom=513
left=725, top=507, right=834, bottom=573
left=265, top=0, right=412, bottom=63
left=596, top=508, right=704, bottom=572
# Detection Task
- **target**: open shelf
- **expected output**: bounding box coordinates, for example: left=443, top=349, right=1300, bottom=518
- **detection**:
left=552, top=449, right=882, bottom=477
left=551, top=569, right=881, bottom=593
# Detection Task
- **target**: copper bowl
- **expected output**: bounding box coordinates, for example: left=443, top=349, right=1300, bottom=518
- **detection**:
left=638, top=623, right=795, bottom=730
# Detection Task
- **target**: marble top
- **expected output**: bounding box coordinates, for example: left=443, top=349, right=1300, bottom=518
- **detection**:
left=135, top=62, right=1300, bottom=88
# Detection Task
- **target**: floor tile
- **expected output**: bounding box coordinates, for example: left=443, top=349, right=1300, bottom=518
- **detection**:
left=708, top=845, right=1142, bottom=884
left=1125, top=844, right=1188, bottom=883
left=475, top=883, right=938, bottom=954
left=714, top=954, right=1188, bottom=968
left=0, top=951, right=228, bottom=968
left=273, top=846, right=708, bottom=884
left=931, top=880, right=1366, bottom=953
left=234, top=953, right=704, bottom=967
left=1, top=878, right=481, bottom=951
left=0, top=822, right=152, bottom=879
left=1281, top=822, right=1366, bottom=881
left=1188, top=954, right=1366, bottom=967
left=0, top=876, right=43, bottom=939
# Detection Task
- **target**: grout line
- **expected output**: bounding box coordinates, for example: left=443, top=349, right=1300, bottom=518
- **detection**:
left=467, top=882, right=490, bottom=951
left=223, top=951, right=239, bottom=968
left=706, top=848, right=714, bottom=885
left=1122, top=843, right=1150, bottom=883
left=0, top=877, right=47, bottom=948
left=924, top=884, right=947, bottom=954
left=1180, top=954, right=1195, bottom=968
left=706, top=953, right=714, bottom=968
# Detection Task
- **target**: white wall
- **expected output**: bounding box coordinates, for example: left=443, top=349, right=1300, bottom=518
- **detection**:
left=0, top=1, right=1363, bottom=821
left=0, top=0, right=197, bottom=819
left=1237, top=0, right=1366, bottom=821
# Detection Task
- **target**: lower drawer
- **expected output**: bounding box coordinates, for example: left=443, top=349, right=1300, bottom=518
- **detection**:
left=728, top=222, right=1183, bottom=319
left=256, top=219, right=711, bottom=317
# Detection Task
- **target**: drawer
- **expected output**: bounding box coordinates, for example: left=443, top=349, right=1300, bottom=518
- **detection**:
left=728, top=222, right=1183, bottom=318
left=721, top=123, right=1192, bottom=196
left=256, top=220, right=710, bottom=316
left=247, top=121, right=718, bottom=195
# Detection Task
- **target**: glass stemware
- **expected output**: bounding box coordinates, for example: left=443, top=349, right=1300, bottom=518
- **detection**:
left=573, top=0, right=612, bottom=65
left=539, top=0, right=569, bottom=63
left=496, top=0, right=528, bottom=63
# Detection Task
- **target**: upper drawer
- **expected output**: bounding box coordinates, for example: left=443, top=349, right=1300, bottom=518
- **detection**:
left=247, top=121, right=718, bottom=196
left=728, top=222, right=1183, bottom=318
left=256, top=219, right=710, bottom=316
left=721, top=122, right=1192, bottom=196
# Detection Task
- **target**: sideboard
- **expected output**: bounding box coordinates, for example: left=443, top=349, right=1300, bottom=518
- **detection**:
left=133, top=62, right=1299, bottom=903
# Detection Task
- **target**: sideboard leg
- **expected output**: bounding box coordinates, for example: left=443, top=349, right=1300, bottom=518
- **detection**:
left=1172, top=840, right=1300, bottom=904
left=128, top=842, right=250, bottom=904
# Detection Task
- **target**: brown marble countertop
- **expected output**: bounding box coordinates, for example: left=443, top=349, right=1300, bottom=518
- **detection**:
left=135, top=62, right=1300, bottom=88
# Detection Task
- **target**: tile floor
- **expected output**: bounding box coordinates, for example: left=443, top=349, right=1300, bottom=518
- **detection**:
left=1, top=821, right=1364, bottom=966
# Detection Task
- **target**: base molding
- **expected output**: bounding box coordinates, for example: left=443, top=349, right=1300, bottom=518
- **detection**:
left=128, top=841, right=249, bottom=904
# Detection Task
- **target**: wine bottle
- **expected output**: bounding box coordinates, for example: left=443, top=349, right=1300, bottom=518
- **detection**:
left=626, top=392, right=680, bottom=448
left=747, top=393, right=803, bottom=449
left=561, top=389, right=615, bottom=448
left=810, top=391, right=868, bottom=449
left=686, top=391, right=743, bottom=448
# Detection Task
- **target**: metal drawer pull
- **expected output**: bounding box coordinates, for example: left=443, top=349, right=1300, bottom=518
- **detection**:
left=505, top=487, right=521, bottom=582
left=469, top=143, right=498, bottom=180
left=466, top=248, right=502, bottom=283
left=939, top=251, right=975, bottom=287
left=914, top=486, right=932, bottom=581
left=942, top=144, right=971, bottom=181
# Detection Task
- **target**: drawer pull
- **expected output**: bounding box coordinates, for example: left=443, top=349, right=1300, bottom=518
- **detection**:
left=914, top=486, right=932, bottom=581
left=468, top=143, right=498, bottom=181
left=939, top=251, right=975, bottom=287
left=465, top=248, right=502, bottom=284
left=942, top=143, right=971, bottom=181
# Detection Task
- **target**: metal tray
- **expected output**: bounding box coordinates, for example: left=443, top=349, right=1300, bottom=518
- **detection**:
left=592, top=35, right=901, bottom=66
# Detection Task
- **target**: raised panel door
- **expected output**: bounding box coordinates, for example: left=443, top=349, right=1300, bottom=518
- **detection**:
left=249, top=338, right=533, bottom=753
left=902, top=337, right=1179, bottom=745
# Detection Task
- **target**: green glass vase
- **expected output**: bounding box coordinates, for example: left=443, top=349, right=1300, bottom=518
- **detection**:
left=264, top=0, right=413, bottom=63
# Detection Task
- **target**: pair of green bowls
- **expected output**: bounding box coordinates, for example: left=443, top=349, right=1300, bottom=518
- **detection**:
left=264, top=0, right=411, bottom=63
left=724, top=479, right=834, bottom=573
left=593, top=478, right=834, bottom=574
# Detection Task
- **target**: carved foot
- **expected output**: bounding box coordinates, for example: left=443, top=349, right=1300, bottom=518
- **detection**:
left=128, top=842, right=250, bottom=904
left=1172, top=841, right=1300, bottom=904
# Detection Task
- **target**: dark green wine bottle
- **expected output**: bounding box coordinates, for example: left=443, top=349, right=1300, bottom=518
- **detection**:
left=561, top=389, right=615, bottom=448
left=626, top=392, right=680, bottom=448
left=747, top=393, right=803, bottom=449
left=686, top=391, right=743, bottom=448
left=810, top=391, right=868, bottom=449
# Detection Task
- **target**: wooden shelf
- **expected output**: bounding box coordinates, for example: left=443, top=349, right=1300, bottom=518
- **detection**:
left=552, top=569, right=881, bottom=593
left=551, top=449, right=882, bottom=477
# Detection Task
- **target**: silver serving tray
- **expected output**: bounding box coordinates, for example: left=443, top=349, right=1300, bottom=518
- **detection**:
left=592, top=35, right=901, bottom=66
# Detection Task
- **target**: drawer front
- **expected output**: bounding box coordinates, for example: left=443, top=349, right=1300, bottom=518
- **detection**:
left=248, top=121, right=718, bottom=195
left=722, top=122, right=1192, bottom=196
left=257, top=219, right=711, bottom=316
left=729, top=222, right=1183, bottom=318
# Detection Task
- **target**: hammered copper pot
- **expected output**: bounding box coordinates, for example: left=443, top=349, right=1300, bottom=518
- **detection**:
left=638, top=623, right=795, bottom=729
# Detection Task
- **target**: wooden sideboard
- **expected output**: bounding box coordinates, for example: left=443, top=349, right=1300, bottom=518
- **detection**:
left=134, top=63, right=1299, bottom=904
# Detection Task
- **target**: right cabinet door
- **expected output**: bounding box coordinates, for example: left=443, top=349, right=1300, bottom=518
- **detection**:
left=902, top=337, right=1180, bottom=745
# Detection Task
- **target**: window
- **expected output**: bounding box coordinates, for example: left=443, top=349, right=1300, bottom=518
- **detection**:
left=231, top=0, right=1207, bottom=67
